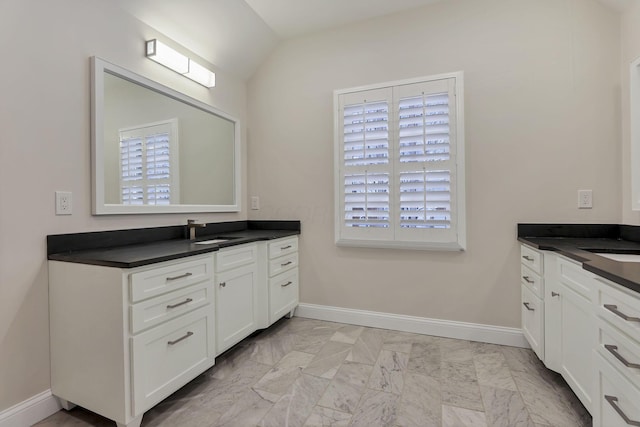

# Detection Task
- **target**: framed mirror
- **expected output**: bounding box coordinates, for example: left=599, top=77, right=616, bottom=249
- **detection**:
left=91, top=56, right=240, bottom=214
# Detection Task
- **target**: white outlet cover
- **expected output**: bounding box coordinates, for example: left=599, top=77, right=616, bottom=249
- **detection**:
left=55, top=191, right=73, bottom=215
left=578, top=189, right=592, bottom=209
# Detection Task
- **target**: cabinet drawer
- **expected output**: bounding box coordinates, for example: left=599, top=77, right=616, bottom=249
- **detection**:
left=216, top=243, right=257, bottom=272
left=268, top=237, right=298, bottom=260
left=521, top=245, right=543, bottom=274
left=131, top=307, right=214, bottom=415
left=521, top=284, right=544, bottom=360
left=130, top=256, right=213, bottom=303
left=269, top=269, right=299, bottom=322
left=269, top=253, right=298, bottom=277
left=594, top=277, right=640, bottom=343
left=595, top=352, right=640, bottom=427
left=596, top=317, right=640, bottom=390
left=130, top=282, right=212, bottom=334
left=557, top=257, right=594, bottom=301
left=521, top=264, right=543, bottom=298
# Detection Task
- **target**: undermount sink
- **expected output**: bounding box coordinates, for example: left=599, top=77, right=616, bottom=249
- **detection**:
left=594, top=253, right=640, bottom=262
left=193, top=239, right=229, bottom=245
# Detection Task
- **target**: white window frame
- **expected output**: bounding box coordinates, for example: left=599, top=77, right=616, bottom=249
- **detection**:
left=334, top=72, right=466, bottom=251
left=118, top=118, right=180, bottom=205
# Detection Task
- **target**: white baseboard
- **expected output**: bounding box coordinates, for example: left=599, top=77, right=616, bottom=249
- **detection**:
left=0, top=390, right=61, bottom=427
left=295, top=303, right=529, bottom=348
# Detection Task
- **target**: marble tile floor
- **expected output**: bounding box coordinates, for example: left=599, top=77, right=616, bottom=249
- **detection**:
left=35, top=317, right=591, bottom=427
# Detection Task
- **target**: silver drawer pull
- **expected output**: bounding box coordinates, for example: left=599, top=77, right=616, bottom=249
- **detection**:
left=219, top=282, right=226, bottom=288
left=281, top=281, right=293, bottom=288
left=522, top=255, right=534, bottom=261
left=522, top=276, right=534, bottom=284
left=605, top=344, right=640, bottom=369
left=281, top=245, right=292, bottom=250
left=522, top=302, right=535, bottom=311
left=281, top=261, right=293, bottom=267
left=167, top=331, right=193, bottom=346
left=166, top=298, right=193, bottom=309
left=551, top=292, right=560, bottom=297
left=604, top=304, right=640, bottom=322
left=166, top=272, right=193, bottom=282
left=605, top=395, right=640, bottom=426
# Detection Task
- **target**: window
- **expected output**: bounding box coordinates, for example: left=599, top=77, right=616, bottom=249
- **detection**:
left=334, top=73, right=465, bottom=250
left=119, top=119, right=180, bottom=205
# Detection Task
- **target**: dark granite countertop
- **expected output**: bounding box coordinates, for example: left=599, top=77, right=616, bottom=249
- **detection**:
left=47, top=221, right=300, bottom=268
left=518, top=224, right=640, bottom=294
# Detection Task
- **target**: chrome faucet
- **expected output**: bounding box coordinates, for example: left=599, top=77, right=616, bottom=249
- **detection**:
left=187, top=219, right=206, bottom=240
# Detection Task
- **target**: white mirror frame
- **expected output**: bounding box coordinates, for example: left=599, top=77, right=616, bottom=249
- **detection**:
left=91, top=56, right=241, bottom=214
left=631, top=55, right=640, bottom=210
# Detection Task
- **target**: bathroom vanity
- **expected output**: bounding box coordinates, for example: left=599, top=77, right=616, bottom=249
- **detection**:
left=518, top=224, right=640, bottom=427
left=47, top=221, right=300, bottom=427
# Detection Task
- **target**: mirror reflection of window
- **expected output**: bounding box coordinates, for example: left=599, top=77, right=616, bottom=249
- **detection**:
left=118, top=119, right=180, bottom=205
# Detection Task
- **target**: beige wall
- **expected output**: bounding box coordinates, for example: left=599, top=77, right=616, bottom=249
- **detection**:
left=247, top=0, right=621, bottom=328
left=621, top=2, right=640, bottom=224
left=0, top=0, right=247, bottom=411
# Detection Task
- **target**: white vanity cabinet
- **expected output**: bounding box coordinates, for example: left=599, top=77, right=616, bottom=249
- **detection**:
left=49, top=234, right=300, bottom=427
left=592, top=276, right=640, bottom=427
left=214, top=243, right=259, bottom=354
left=49, top=254, right=216, bottom=427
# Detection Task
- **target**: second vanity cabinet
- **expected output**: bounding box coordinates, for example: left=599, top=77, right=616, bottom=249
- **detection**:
left=520, top=242, right=640, bottom=423
left=49, top=235, right=299, bottom=427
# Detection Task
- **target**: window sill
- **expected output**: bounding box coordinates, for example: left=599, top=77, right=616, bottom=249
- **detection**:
left=335, top=238, right=465, bottom=251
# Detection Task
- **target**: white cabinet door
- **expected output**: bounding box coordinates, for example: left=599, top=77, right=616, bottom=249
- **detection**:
left=216, top=263, right=258, bottom=354
left=560, top=282, right=594, bottom=413
left=521, top=284, right=544, bottom=360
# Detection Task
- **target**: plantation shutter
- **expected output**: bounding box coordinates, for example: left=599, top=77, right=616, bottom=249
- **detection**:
left=395, top=78, right=457, bottom=243
left=119, top=119, right=179, bottom=205
left=335, top=73, right=465, bottom=250
left=339, top=88, right=393, bottom=241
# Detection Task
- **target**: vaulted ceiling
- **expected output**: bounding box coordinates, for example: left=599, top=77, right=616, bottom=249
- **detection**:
left=114, top=0, right=632, bottom=80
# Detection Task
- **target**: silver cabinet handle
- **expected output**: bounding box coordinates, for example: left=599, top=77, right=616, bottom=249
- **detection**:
left=522, top=302, right=535, bottom=311
left=605, top=395, right=640, bottom=426
left=605, top=344, right=640, bottom=369
left=522, top=276, right=534, bottom=284
left=281, top=281, right=293, bottom=287
left=281, top=245, right=292, bottom=250
left=522, top=256, right=534, bottom=261
left=604, top=304, right=640, bottom=322
left=166, top=298, right=193, bottom=309
left=167, top=331, right=193, bottom=346
left=219, top=282, right=226, bottom=288
left=281, top=261, right=293, bottom=267
left=551, top=292, right=560, bottom=297
left=166, top=272, right=193, bottom=281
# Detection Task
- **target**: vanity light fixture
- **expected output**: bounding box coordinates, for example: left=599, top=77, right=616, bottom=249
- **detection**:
left=145, top=39, right=216, bottom=88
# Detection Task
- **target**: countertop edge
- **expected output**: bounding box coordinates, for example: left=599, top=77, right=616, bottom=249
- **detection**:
left=48, top=230, right=300, bottom=269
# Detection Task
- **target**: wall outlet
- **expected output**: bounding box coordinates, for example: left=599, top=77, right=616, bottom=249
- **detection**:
left=578, top=189, right=592, bottom=209
left=56, top=191, right=73, bottom=215
left=251, top=196, right=260, bottom=210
